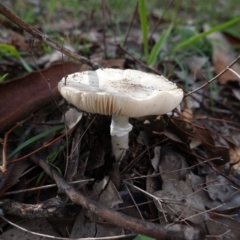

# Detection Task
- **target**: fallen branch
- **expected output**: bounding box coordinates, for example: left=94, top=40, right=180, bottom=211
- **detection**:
left=0, top=197, right=64, bottom=218
left=0, top=3, right=98, bottom=69
left=29, top=154, right=202, bottom=239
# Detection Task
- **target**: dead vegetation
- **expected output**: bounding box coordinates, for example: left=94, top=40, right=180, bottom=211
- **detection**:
left=1, top=1, right=240, bottom=239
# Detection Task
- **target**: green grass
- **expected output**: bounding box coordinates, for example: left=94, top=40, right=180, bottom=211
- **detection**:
left=0, top=73, right=8, bottom=82
left=0, top=43, right=33, bottom=72
left=2, top=0, right=240, bottom=79
left=133, top=234, right=155, bottom=240
left=7, top=125, right=64, bottom=160
left=138, top=0, right=240, bottom=67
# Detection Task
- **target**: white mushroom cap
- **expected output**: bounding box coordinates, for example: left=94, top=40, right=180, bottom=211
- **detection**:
left=58, top=68, right=183, bottom=117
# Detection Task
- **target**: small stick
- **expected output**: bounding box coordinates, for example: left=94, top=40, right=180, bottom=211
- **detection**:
left=30, top=154, right=195, bottom=239
left=3, top=179, right=94, bottom=196
left=0, top=3, right=99, bottom=69
left=0, top=121, right=25, bottom=174
left=117, top=44, right=162, bottom=75
left=185, top=55, right=240, bottom=97
left=123, top=2, right=139, bottom=46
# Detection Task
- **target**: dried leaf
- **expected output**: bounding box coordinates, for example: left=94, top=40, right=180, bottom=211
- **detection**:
left=1, top=218, right=60, bottom=240
left=207, top=31, right=240, bottom=84
left=71, top=210, right=96, bottom=238
left=151, top=146, right=160, bottom=172
left=206, top=215, right=240, bottom=240
left=154, top=177, right=205, bottom=224
left=0, top=161, right=30, bottom=197
left=98, top=178, right=123, bottom=208
left=64, top=108, right=83, bottom=130
left=206, top=169, right=236, bottom=202
left=165, top=223, right=205, bottom=240
left=159, top=147, right=189, bottom=181
left=0, top=62, right=82, bottom=133
left=137, top=130, right=149, bottom=146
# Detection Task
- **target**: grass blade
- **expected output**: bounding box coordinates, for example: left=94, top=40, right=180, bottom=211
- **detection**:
left=169, top=16, right=240, bottom=55
left=148, top=23, right=173, bottom=65
left=0, top=43, right=33, bottom=72
left=139, top=0, right=149, bottom=60
left=0, top=73, right=8, bottom=82
left=7, top=125, right=64, bottom=160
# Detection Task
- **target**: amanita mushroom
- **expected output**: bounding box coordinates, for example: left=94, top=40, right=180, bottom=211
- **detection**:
left=58, top=68, right=183, bottom=162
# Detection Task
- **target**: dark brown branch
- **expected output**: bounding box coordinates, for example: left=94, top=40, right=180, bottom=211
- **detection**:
left=0, top=3, right=99, bottom=69
left=30, top=154, right=203, bottom=239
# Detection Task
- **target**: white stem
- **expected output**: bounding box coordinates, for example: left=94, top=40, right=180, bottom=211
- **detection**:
left=110, top=114, right=133, bottom=162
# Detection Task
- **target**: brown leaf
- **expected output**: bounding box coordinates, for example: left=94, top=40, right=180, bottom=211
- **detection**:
left=0, top=62, right=82, bottom=133
left=1, top=218, right=60, bottom=240
left=207, top=31, right=240, bottom=84
left=0, top=161, right=30, bottom=197
left=207, top=215, right=240, bottom=239
left=154, top=177, right=205, bottom=224
left=159, top=147, right=188, bottom=181
left=9, top=29, right=30, bottom=51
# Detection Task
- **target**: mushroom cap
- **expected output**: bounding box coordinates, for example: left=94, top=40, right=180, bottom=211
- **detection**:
left=58, top=68, right=183, bottom=117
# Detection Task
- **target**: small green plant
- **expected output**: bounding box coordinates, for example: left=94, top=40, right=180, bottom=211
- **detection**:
left=133, top=234, right=155, bottom=240
left=7, top=125, right=64, bottom=160
left=41, top=43, right=53, bottom=54
left=0, top=73, right=8, bottom=82
left=138, top=0, right=174, bottom=66
left=166, top=16, right=240, bottom=57
left=36, top=136, right=70, bottom=184
left=0, top=43, right=33, bottom=73
left=138, top=0, right=240, bottom=66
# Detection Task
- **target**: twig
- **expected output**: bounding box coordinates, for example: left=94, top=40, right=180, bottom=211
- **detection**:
left=8, top=126, right=72, bottom=164
left=3, top=179, right=93, bottom=196
left=0, top=121, right=26, bottom=174
left=185, top=55, right=240, bottom=97
left=0, top=215, right=136, bottom=240
left=117, top=44, right=162, bottom=75
left=0, top=197, right=64, bottom=218
left=0, top=3, right=99, bottom=69
left=124, top=182, right=144, bottom=220
left=101, top=0, right=107, bottom=59
left=227, top=67, right=240, bottom=79
left=30, top=154, right=193, bottom=239
left=123, top=2, right=138, bottom=46
left=148, top=0, right=174, bottom=40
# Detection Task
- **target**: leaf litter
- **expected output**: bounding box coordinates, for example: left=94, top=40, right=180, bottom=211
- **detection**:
left=1, top=1, right=240, bottom=239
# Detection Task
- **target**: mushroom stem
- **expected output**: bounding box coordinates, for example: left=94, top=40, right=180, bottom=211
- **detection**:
left=110, top=114, right=133, bottom=162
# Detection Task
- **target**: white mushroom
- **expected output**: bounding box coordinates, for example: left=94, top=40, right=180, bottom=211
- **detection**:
left=58, top=68, right=183, bottom=163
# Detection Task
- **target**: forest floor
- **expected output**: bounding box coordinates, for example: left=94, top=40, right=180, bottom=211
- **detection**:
left=1, top=1, right=240, bottom=239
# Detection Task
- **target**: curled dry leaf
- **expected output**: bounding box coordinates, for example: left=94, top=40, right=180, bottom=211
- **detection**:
left=151, top=146, right=160, bottom=172
left=64, top=108, right=83, bottom=131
